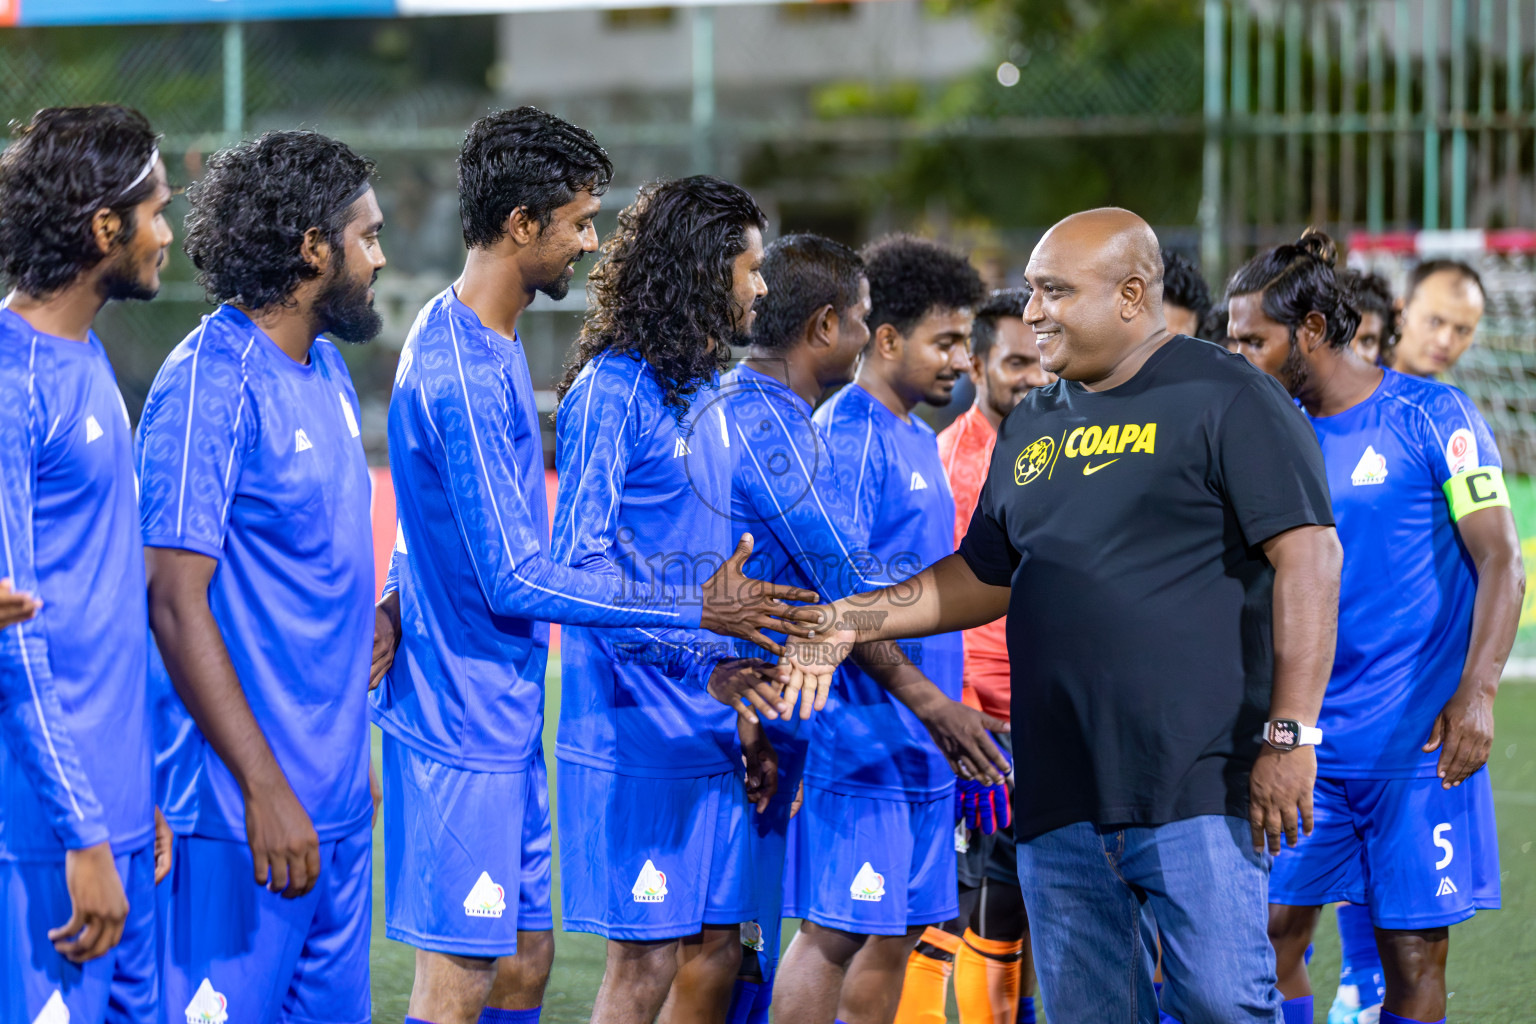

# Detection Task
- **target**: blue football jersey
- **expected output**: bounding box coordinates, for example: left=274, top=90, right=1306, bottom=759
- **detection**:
left=137, top=305, right=374, bottom=841
left=374, top=289, right=721, bottom=772
left=552, top=352, right=740, bottom=778
left=0, top=309, right=151, bottom=858
left=1311, top=370, right=1504, bottom=778
left=805, top=384, right=964, bottom=800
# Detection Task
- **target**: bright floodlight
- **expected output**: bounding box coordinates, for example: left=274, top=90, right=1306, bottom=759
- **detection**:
left=996, top=61, right=1021, bottom=87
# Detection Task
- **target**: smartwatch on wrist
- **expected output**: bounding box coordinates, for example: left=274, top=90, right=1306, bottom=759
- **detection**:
left=1262, top=719, right=1322, bottom=751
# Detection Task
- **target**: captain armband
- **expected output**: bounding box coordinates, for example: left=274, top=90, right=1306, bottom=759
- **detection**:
left=1443, top=466, right=1510, bottom=522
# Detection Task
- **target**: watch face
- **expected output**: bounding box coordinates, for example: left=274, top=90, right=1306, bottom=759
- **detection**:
left=1269, top=721, right=1298, bottom=748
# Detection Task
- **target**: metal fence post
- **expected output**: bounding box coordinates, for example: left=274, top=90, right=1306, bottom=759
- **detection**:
left=223, top=20, right=244, bottom=140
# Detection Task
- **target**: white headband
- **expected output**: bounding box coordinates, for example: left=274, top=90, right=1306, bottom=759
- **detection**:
left=114, top=147, right=159, bottom=201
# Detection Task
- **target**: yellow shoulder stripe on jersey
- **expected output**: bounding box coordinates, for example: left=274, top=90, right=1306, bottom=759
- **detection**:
left=1443, top=466, right=1510, bottom=522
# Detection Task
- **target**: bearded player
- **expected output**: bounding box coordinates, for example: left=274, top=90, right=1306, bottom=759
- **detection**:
left=139, top=131, right=386, bottom=1024
left=1229, top=231, right=1520, bottom=1024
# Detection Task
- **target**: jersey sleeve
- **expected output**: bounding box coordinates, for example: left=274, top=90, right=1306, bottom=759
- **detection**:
left=413, top=329, right=702, bottom=631
left=552, top=367, right=713, bottom=686
left=136, top=337, right=257, bottom=559
left=1422, top=385, right=1510, bottom=522
left=0, top=355, right=109, bottom=850
left=957, top=477, right=1020, bottom=588
left=1213, top=378, right=1335, bottom=547
left=731, top=386, right=882, bottom=602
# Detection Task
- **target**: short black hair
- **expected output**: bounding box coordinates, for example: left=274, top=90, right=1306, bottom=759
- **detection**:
left=1226, top=228, right=1360, bottom=349
left=459, top=107, right=613, bottom=250
left=750, top=233, right=865, bottom=352
left=1160, top=248, right=1213, bottom=321
left=183, top=131, right=374, bottom=309
left=0, top=105, right=160, bottom=296
left=1339, top=268, right=1399, bottom=346
left=970, top=287, right=1031, bottom=362
left=861, top=234, right=986, bottom=338
left=1406, top=258, right=1486, bottom=304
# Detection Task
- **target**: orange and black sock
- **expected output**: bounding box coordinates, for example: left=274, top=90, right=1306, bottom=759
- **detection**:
left=955, top=929, right=1024, bottom=1024
left=893, top=926, right=961, bottom=1024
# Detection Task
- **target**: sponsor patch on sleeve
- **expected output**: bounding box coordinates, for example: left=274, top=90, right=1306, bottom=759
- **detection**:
left=1445, top=427, right=1479, bottom=476
left=1443, top=466, right=1510, bottom=522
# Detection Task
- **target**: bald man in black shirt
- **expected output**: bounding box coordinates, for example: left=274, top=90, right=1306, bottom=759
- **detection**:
left=788, top=209, right=1342, bottom=1024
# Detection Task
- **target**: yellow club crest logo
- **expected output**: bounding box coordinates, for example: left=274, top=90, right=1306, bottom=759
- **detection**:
left=1014, top=436, right=1055, bottom=486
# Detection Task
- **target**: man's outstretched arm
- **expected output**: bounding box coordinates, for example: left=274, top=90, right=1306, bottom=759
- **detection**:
left=784, top=553, right=1011, bottom=707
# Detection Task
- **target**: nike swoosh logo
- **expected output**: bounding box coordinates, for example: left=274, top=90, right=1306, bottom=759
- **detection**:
left=1082, top=459, right=1120, bottom=475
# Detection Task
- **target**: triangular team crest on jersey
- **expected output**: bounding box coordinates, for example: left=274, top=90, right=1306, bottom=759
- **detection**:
left=674, top=437, right=691, bottom=458
left=84, top=415, right=103, bottom=443
left=294, top=428, right=313, bottom=453
left=31, top=991, right=69, bottom=1024
left=463, top=870, right=506, bottom=918
left=632, top=859, right=668, bottom=902
left=184, top=978, right=229, bottom=1023
left=1350, top=445, right=1387, bottom=486
left=1436, top=876, right=1459, bottom=897
left=909, top=471, right=928, bottom=491
left=850, top=861, right=885, bottom=901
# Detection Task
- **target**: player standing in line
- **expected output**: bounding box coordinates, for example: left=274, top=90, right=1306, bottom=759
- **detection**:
left=1341, top=269, right=1399, bottom=368
left=0, top=104, right=174, bottom=1024
left=552, top=176, right=818, bottom=1024
left=895, top=287, right=1050, bottom=1024
left=137, top=131, right=386, bottom=1024
left=717, top=235, right=1012, bottom=1024
left=774, top=235, right=984, bottom=1024
left=1159, top=249, right=1213, bottom=340
left=1228, top=231, right=1522, bottom=1024
left=1388, top=260, right=1485, bottom=378
left=373, top=108, right=818, bottom=1024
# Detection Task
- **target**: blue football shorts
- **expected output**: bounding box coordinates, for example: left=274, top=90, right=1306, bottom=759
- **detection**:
left=381, top=735, right=553, bottom=957
left=785, top=784, right=958, bottom=936
left=1270, top=768, right=1499, bottom=930
left=0, top=843, right=157, bottom=1024
left=558, top=760, right=754, bottom=942
left=161, top=826, right=372, bottom=1024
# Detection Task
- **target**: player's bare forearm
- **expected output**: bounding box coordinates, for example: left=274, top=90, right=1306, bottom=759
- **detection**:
left=146, top=547, right=287, bottom=796
left=850, top=642, right=1010, bottom=782
left=1262, top=524, right=1341, bottom=723
left=147, top=546, right=320, bottom=895
left=1429, top=505, right=1524, bottom=785
left=1250, top=524, right=1340, bottom=854
left=833, top=553, right=1010, bottom=643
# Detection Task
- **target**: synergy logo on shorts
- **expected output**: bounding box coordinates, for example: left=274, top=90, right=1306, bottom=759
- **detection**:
left=850, top=862, right=886, bottom=901
left=31, top=991, right=68, bottom=1024
left=184, top=978, right=229, bottom=1024
left=463, top=870, right=507, bottom=918
left=632, top=859, right=668, bottom=902
left=741, top=921, right=766, bottom=951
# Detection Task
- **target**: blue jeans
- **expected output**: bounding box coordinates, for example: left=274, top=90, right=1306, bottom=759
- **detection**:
left=1016, top=814, right=1282, bottom=1024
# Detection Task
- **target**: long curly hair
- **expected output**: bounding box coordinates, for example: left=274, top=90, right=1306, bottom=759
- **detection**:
left=556, top=175, right=766, bottom=417
left=182, top=131, right=373, bottom=310
left=0, top=105, right=160, bottom=296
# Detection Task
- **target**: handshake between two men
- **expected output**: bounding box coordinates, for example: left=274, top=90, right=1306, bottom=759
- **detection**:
left=702, top=533, right=1013, bottom=790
